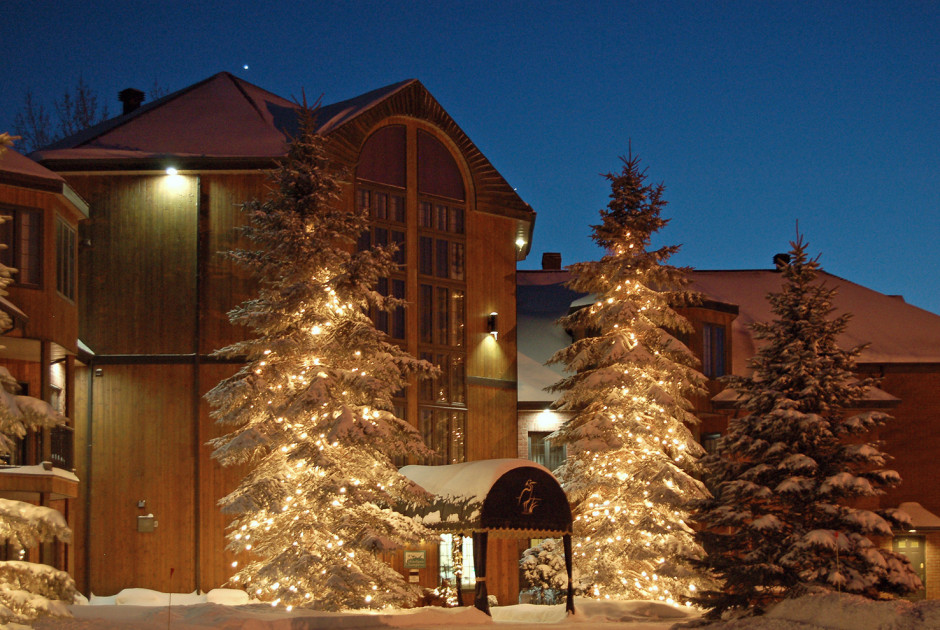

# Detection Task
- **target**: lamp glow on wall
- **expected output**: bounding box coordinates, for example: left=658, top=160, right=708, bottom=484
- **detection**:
left=486, top=312, right=498, bottom=340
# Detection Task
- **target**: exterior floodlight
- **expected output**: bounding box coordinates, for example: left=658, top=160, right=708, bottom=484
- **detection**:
left=166, top=167, right=178, bottom=176
left=515, top=236, right=526, bottom=248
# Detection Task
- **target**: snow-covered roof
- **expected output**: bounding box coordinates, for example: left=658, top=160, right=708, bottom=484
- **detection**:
left=33, top=72, right=302, bottom=162
left=31, top=74, right=412, bottom=165
left=516, top=271, right=586, bottom=403
left=689, top=270, right=940, bottom=369
left=897, top=502, right=940, bottom=530
left=399, top=459, right=571, bottom=535
left=0, top=147, right=88, bottom=215
left=516, top=268, right=940, bottom=404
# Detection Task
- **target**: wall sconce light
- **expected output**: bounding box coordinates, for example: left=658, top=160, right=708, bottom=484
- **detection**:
left=515, top=236, right=526, bottom=249
left=165, top=166, right=179, bottom=176
left=487, top=312, right=498, bottom=340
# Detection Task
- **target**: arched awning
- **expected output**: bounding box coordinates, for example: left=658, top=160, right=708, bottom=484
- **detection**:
left=400, top=459, right=574, bottom=616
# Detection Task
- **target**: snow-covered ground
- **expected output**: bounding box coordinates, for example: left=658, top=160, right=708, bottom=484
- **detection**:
left=25, top=590, right=940, bottom=629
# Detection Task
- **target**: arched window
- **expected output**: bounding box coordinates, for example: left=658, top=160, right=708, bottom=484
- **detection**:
left=356, top=125, right=468, bottom=465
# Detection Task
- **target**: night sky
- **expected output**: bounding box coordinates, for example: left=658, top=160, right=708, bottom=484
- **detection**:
left=3, top=1, right=937, bottom=314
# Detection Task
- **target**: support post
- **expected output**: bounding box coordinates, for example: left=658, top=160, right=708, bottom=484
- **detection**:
left=563, top=533, right=575, bottom=614
left=472, top=531, right=489, bottom=615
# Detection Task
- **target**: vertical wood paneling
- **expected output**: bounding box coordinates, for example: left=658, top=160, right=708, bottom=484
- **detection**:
left=197, top=363, right=248, bottom=591
left=69, top=175, right=197, bottom=355
left=200, top=174, right=265, bottom=355
left=72, top=365, right=90, bottom=595
left=87, top=363, right=195, bottom=595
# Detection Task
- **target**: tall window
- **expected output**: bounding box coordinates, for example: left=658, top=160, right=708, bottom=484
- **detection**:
left=0, top=207, right=42, bottom=286
left=703, top=323, right=727, bottom=378
left=56, top=219, right=76, bottom=300
left=356, top=125, right=468, bottom=465
left=356, top=188, right=406, bottom=340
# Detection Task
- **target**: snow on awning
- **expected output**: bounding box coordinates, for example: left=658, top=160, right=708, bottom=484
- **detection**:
left=399, top=459, right=572, bottom=536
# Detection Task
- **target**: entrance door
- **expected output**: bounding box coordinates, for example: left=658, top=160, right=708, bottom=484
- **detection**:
left=893, top=536, right=927, bottom=600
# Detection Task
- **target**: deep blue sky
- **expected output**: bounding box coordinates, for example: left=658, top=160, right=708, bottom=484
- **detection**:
left=3, top=1, right=938, bottom=314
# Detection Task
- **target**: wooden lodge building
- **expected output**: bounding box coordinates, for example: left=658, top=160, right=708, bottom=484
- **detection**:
left=518, top=255, right=940, bottom=600
left=0, top=146, right=85, bottom=572
left=28, top=72, right=535, bottom=603
left=9, top=70, right=940, bottom=605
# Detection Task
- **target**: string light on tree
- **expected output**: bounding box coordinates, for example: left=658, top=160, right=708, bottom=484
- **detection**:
left=544, top=150, right=710, bottom=601
left=205, top=103, right=437, bottom=611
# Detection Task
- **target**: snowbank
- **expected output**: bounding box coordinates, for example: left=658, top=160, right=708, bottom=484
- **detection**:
left=28, top=590, right=940, bottom=630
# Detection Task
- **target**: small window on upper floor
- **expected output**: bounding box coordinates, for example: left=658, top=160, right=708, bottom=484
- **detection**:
left=0, top=206, right=42, bottom=287
left=56, top=219, right=76, bottom=300
left=703, top=323, right=727, bottom=379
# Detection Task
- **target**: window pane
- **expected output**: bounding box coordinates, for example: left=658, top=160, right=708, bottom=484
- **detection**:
left=419, top=237, right=433, bottom=276
left=375, top=192, right=388, bottom=220
left=435, top=287, right=449, bottom=346
left=419, top=285, right=433, bottom=344
left=435, top=239, right=449, bottom=278
left=450, top=242, right=464, bottom=280
left=391, top=230, right=405, bottom=265
left=450, top=290, right=465, bottom=347
left=390, top=195, right=405, bottom=223
left=449, top=206, right=464, bottom=234
left=391, top=279, right=406, bottom=340
left=419, top=202, right=432, bottom=228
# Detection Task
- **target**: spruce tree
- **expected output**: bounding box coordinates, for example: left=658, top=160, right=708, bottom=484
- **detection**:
left=692, top=236, right=920, bottom=617
left=548, top=152, right=708, bottom=603
left=206, top=107, right=435, bottom=611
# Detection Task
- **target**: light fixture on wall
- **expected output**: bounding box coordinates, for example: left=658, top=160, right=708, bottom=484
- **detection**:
left=165, top=166, right=179, bottom=176
left=487, top=312, right=498, bottom=340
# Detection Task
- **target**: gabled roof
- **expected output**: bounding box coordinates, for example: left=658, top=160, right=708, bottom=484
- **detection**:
left=33, top=72, right=301, bottom=164
left=31, top=72, right=533, bottom=232
left=689, top=270, right=940, bottom=368
left=0, top=147, right=88, bottom=216
left=516, top=267, right=940, bottom=403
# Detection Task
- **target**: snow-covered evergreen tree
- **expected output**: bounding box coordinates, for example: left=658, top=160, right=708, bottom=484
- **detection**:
left=0, top=132, right=77, bottom=625
left=206, top=106, right=436, bottom=611
left=692, top=236, right=920, bottom=617
left=548, top=152, right=708, bottom=603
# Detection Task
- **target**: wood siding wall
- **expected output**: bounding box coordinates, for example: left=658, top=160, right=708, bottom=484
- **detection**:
left=70, top=175, right=198, bottom=355
left=64, top=113, right=531, bottom=597
left=0, top=183, right=80, bottom=351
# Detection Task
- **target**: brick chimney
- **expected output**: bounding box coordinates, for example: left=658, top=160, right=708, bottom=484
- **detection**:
left=118, top=88, right=145, bottom=115
left=542, top=252, right=562, bottom=270
left=773, top=253, right=791, bottom=270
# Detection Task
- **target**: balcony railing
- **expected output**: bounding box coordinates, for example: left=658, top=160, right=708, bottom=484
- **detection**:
left=49, top=425, right=74, bottom=471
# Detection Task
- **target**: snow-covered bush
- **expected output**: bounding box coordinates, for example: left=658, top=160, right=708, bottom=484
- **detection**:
left=520, top=538, right=587, bottom=604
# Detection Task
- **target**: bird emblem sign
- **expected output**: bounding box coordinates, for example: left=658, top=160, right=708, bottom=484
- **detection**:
left=517, top=479, right=541, bottom=515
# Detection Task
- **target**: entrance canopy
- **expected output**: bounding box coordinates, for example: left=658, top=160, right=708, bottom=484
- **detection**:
left=400, top=459, right=574, bottom=615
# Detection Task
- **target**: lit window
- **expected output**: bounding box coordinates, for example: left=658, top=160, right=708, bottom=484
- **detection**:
left=528, top=431, right=565, bottom=471
left=439, top=534, right=475, bottom=588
